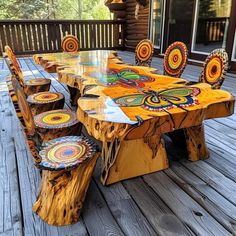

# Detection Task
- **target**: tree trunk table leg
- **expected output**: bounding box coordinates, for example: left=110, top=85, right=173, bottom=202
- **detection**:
left=184, top=124, right=209, bottom=161
left=67, top=86, right=81, bottom=106
left=33, top=154, right=99, bottom=226
left=101, top=134, right=169, bottom=185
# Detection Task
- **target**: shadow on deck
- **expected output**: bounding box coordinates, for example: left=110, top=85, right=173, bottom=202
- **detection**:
left=0, top=51, right=236, bottom=236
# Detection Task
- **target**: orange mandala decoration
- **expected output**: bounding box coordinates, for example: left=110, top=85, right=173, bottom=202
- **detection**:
left=163, top=41, right=188, bottom=78
left=200, top=49, right=228, bottom=89
left=25, top=78, right=51, bottom=86
left=27, top=91, right=64, bottom=104
left=34, top=109, right=79, bottom=129
left=61, top=35, right=80, bottom=52
left=135, top=39, right=154, bottom=67
left=38, top=136, right=98, bottom=170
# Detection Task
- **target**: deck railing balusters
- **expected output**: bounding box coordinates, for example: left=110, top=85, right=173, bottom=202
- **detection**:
left=0, top=20, right=125, bottom=55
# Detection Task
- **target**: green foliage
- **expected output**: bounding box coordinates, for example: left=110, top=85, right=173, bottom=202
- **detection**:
left=0, top=0, right=111, bottom=20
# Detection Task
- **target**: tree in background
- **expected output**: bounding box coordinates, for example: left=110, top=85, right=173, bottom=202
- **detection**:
left=0, top=0, right=111, bottom=19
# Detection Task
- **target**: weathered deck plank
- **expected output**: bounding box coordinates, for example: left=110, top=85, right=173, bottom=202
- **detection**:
left=0, top=51, right=236, bottom=235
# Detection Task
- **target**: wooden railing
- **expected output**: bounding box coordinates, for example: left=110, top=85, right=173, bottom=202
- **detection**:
left=0, top=20, right=125, bottom=55
left=196, top=17, right=229, bottom=45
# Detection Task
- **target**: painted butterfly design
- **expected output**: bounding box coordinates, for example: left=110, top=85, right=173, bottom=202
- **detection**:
left=88, top=68, right=154, bottom=88
left=112, top=87, right=200, bottom=111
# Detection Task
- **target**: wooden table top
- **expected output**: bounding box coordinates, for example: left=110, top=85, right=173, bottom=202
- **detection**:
left=34, top=51, right=235, bottom=141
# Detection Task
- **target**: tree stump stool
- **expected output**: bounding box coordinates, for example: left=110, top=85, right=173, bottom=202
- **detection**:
left=27, top=91, right=65, bottom=116
left=34, top=109, right=82, bottom=143
left=24, top=78, right=51, bottom=96
left=33, top=136, right=100, bottom=226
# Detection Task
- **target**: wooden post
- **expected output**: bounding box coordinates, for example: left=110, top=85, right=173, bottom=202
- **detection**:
left=184, top=124, right=209, bottom=161
left=33, top=153, right=100, bottom=226
left=67, top=85, right=81, bottom=106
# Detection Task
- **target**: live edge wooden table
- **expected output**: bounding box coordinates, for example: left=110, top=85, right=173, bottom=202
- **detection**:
left=34, top=50, right=235, bottom=185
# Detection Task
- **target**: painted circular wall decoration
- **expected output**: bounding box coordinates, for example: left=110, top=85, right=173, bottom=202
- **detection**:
left=135, top=39, right=154, bottom=67
left=200, top=49, right=228, bottom=89
left=34, top=109, right=78, bottom=128
left=163, top=41, right=188, bottom=78
left=61, top=35, right=80, bottom=52
left=39, top=136, right=99, bottom=170
left=27, top=92, right=64, bottom=104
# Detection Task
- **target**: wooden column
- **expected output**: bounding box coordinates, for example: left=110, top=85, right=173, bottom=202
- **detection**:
left=33, top=154, right=100, bottom=226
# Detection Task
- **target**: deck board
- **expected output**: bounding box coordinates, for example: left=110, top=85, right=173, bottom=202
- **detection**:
left=0, top=51, right=236, bottom=235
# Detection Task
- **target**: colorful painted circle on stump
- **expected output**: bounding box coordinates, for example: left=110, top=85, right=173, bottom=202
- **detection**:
left=25, top=78, right=51, bottom=86
left=34, top=109, right=78, bottom=128
left=39, top=136, right=99, bottom=170
left=61, top=35, right=79, bottom=52
left=200, top=49, right=228, bottom=89
left=135, top=39, right=154, bottom=67
left=27, top=92, right=64, bottom=104
left=163, top=41, right=188, bottom=78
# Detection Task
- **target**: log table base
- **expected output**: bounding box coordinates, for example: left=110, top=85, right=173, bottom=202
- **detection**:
left=67, top=85, right=81, bottom=106
left=33, top=154, right=100, bottom=226
left=101, top=134, right=169, bottom=185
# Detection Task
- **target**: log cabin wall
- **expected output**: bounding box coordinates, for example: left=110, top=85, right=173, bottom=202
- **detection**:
left=125, top=0, right=150, bottom=49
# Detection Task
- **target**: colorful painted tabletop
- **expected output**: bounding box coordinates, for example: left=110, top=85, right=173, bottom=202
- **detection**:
left=34, top=50, right=235, bottom=141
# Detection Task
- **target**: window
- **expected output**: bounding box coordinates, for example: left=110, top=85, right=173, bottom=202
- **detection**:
left=192, top=0, right=232, bottom=54
left=150, top=0, right=164, bottom=48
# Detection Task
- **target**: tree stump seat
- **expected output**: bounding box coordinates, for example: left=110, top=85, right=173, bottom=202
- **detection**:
left=7, top=76, right=101, bottom=226
left=33, top=135, right=100, bottom=226
left=4, top=45, right=53, bottom=97
left=34, top=109, right=82, bottom=143
left=27, top=91, right=65, bottom=116
left=24, top=78, right=51, bottom=96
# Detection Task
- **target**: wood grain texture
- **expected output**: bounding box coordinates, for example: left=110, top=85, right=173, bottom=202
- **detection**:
left=143, top=172, right=231, bottom=235
left=33, top=154, right=100, bottom=226
left=28, top=97, right=65, bottom=116
left=101, top=134, right=169, bottom=185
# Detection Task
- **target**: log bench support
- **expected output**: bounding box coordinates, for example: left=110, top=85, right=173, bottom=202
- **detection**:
left=33, top=154, right=100, bottom=226
left=101, top=134, right=169, bottom=185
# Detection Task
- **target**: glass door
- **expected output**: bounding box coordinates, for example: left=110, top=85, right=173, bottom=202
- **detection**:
left=163, top=0, right=195, bottom=52
left=192, top=0, right=232, bottom=54
left=149, top=0, right=165, bottom=50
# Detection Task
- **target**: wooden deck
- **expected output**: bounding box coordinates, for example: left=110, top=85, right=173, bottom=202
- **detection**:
left=0, top=51, right=236, bottom=236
